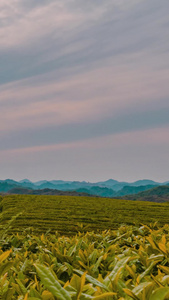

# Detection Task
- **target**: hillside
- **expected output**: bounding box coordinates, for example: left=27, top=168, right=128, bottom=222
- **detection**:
left=76, top=186, right=116, bottom=197
left=115, top=184, right=158, bottom=196
left=0, top=182, right=23, bottom=192
left=124, top=185, right=169, bottom=202
left=1, top=194, right=169, bottom=235
left=75, top=184, right=158, bottom=197
left=7, top=187, right=92, bottom=197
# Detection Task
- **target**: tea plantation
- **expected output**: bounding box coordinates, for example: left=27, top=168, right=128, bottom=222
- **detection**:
left=0, top=194, right=169, bottom=234
left=1, top=195, right=169, bottom=299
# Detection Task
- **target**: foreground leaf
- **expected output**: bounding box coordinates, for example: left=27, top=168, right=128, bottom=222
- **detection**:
left=34, top=263, right=71, bottom=300
left=104, top=256, right=130, bottom=284
left=93, top=292, right=117, bottom=299
left=149, top=287, right=169, bottom=300
left=0, top=250, right=11, bottom=264
left=74, top=269, right=109, bottom=291
left=123, top=288, right=139, bottom=300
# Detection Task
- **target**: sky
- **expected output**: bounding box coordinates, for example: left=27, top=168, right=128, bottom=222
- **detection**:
left=0, top=0, right=169, bottom=183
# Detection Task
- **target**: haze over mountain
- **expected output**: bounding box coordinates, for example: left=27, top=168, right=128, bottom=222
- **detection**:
left=0, top=178, right=168, bottom=201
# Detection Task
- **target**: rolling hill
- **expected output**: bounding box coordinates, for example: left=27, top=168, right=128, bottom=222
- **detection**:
left=124, top=185, right=169, bottom=202
left=7, top=187, right=92, bottom=197
left=1, top=194, right=169, bottom=235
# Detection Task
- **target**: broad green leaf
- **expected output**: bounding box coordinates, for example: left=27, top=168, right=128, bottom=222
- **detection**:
left=132, top=282, right=153, bottom=296
left=0, top=250, right=11, bottom=264
left=42, top=290, right=55, bottom=300
left=34, top=263, right=71, bottom=300
left=67, top=244, right=77, bottom=257
left=28, top=298, right=41, bottom=300
left=3, top=287, right=15, bottom=300
left=123, top=289, right=139, bottom=300
left=92, top=256, right=103, bottom=274
left=104, top=256, right=129, bottom=284
left=69, top=273, right=86, bottom=299
left=149, top=287, right=169, bottom=300
left=77, top=272, right=86, bottom=299
left=158, top=243, right=167, bottom=254
left=158, top=265, right=169, bottom=275
left=115, top=279, right=127, bottom=297
left=146, top=236, right=158, bottom=250
left=79, top=293, right=93, bottom=299
left=30, top=287, right=42, bottom=298
left=147, top=254, right=164, bottom=262
left=93, top=292, right=117, bottom=299
left=16, top=278, right=28, bottom=295
left=0, top=261, right=13, bottom=276
left=139, top=261, right=159, bottom=282
left=161, top=275, right=169, bottom=284
left=74, top=269, right=109, bottom=291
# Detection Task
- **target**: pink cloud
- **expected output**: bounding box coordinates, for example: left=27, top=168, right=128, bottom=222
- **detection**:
left=0, top=126, right=168, bottom=156
left=0, top=61, right=169, bottom=134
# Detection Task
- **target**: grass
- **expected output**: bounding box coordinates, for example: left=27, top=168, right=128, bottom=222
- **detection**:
left=1, top=194, right=169, bottom=234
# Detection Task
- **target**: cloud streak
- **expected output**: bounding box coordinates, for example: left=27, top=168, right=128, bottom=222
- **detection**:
left=1, top=126, right=168, bottom=155
left=0, top=126, right=169, bottom=182
left=0, top=0, right=169, bottom=181
left=0, top=62, right=169, bottom=135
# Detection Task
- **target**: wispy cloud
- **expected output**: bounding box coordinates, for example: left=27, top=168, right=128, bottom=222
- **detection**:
left=0, top=0, right=169, bottom=180
left=0, top=126, right=169, bottom=182
left=0, top=62, right=169, bottom=135
left=1, top=0, right=169, bottom=83
left=1, top=126, right=168, bottom=155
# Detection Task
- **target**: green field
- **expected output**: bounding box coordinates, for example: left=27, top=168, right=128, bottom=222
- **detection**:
left=1, top=195, right=169, bottom=299
left=1, top=194, right=169, bottom=234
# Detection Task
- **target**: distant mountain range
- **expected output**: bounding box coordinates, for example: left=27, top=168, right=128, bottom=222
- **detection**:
left=6, top=187, right=93, bottom=197
left=0, top=178, right=169, bottom=201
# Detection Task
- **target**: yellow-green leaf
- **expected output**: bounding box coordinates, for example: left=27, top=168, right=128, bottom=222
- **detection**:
left=0, top=250, right=11, bottom=264
left=123, top=289, right=139, bottom=300
left=93, top=292, right=117, bottom=299
left=34, top=263, right=71, bottom=300
left=74, top=269, right=109, bottom=291
left=149, top=287, right=169, bottom=300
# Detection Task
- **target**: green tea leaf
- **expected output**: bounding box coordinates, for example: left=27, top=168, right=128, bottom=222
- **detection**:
left=93, top=292, right=117, bottom=299
left=104, top=256, right=129, bottom=284
left=34, top=263, right=71, bottom=300
left=149, top=287, right=169, bottom=300
left=74, top=269, right=109, bottom=291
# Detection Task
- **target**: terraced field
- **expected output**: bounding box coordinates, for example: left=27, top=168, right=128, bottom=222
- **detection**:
left=1, top=195, right=169, bottom=235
